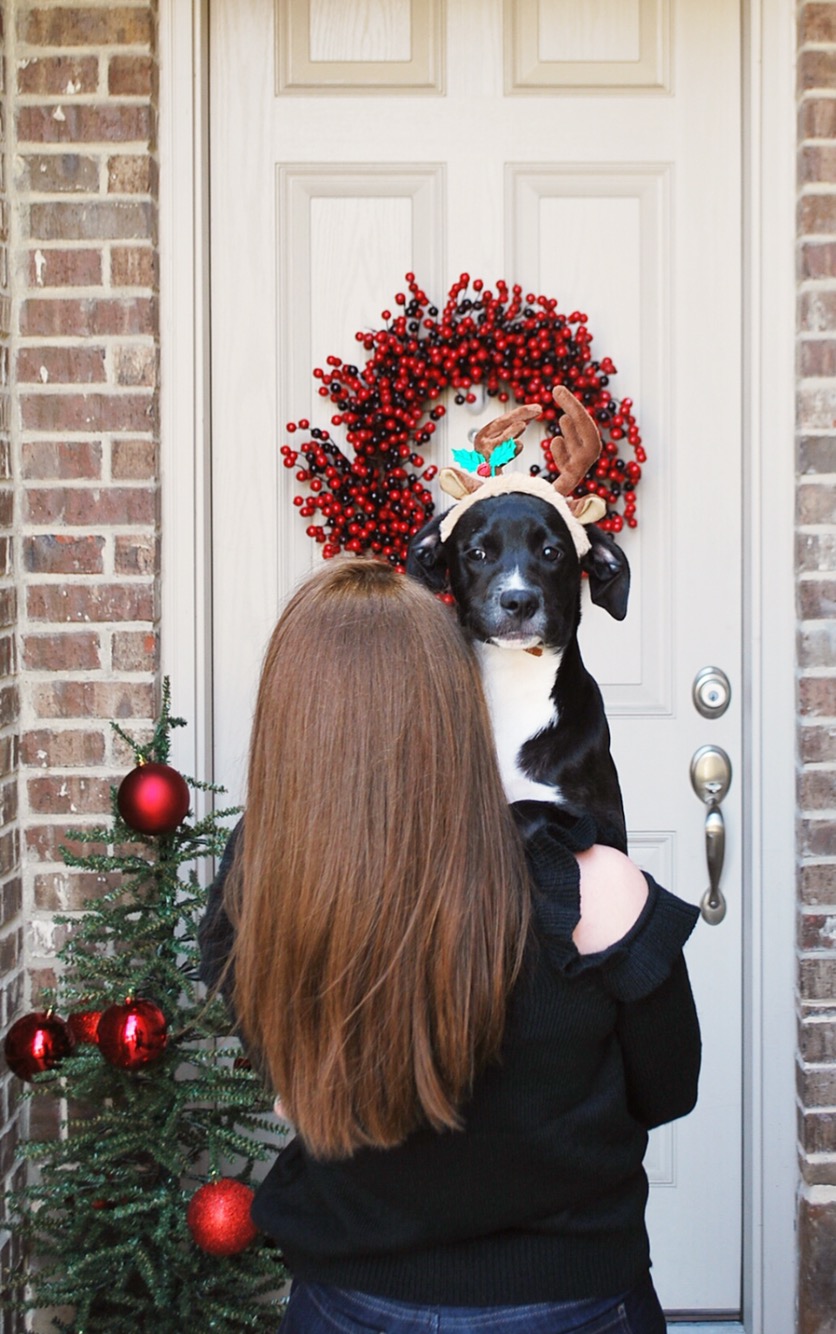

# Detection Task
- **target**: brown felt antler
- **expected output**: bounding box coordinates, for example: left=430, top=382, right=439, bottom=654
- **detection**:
left=549, top=385, right=602, bottom=496
left=472, top=402, right=542, bottom=464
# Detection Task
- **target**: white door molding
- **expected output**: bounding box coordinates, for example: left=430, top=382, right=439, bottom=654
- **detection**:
left=158, top=0, right=798, bottom=1327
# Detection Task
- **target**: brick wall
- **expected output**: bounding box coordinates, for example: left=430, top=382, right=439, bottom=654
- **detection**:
left=1, top=0, right=160, bottom=1175
left=797, top=3, right=836, bottom=1331
left=0, top=0, right=21, bottom=1323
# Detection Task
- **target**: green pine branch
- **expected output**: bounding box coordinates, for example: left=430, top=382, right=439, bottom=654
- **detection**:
left=2, top=682, right=289, bottom=1331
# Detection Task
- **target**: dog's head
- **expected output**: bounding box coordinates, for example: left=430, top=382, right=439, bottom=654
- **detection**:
left=406, top=492, right=630, bottom=651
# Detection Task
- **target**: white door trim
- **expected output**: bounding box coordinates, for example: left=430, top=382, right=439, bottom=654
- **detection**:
left=158, top=2, right=798, bottom=1328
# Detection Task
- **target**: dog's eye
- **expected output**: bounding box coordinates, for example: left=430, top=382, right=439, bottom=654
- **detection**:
left=466, top=547, right=487, bottom=563
left=542, top=546, right=563, bottom=563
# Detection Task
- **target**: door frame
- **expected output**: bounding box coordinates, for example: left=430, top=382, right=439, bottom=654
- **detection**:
left=158, top=3, right=797, bottom=1329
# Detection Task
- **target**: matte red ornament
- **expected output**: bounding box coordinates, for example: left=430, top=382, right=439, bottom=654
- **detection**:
left=117, top=761, right=190, bottom=835
left=67, top=1008, right=102, bottom=1045
left=97, top=998, right=167, bottom=1069
left=186, top=1179, right=259, bottom=1256
left=4, top=1010, right=75, bottom=1081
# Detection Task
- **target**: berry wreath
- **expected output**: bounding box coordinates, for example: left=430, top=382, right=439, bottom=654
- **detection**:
left=281, top=273, right=646, bottom=571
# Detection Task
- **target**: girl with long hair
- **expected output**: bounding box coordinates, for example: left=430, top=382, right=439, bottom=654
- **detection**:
left=200, top=557, right=700, bottom=1334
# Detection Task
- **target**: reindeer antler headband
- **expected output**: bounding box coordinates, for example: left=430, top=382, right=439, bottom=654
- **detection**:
left=437, top=387, right=607, bottom=553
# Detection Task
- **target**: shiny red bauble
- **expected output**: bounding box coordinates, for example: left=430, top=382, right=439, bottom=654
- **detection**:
left=186, top=1179, right=258, bottom=1256
left=97, top=999, right=167, bottom=1069
left=4, top=1010, right=75, bottom=1081
left=66, top=1008, right=102, bottom=1045
left=117, top=761, right=190, bottom=835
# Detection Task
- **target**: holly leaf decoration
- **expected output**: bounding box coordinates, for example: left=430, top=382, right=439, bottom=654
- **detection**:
left=490, top=439, right=518, bottom=470
left=452, top=447, right=483, bottom=473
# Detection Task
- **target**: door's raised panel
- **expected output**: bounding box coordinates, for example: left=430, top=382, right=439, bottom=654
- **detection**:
left=278, top=0, right=445, bottom=92
left=508, top=165, right=671, bottom=713
left=278, top=166, right=445, bottom=594
left=505, top=0, right=670, bottom=92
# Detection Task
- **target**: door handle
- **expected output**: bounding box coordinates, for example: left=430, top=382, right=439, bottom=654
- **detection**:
left=690, top=746, right=732, bottom=925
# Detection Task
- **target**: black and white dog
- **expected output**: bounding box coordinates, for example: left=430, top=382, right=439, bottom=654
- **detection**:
left=406, top=396, right=630, bottom=850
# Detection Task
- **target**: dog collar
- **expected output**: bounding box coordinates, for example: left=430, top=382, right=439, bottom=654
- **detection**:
left=437, top=473, right=593, bottom=558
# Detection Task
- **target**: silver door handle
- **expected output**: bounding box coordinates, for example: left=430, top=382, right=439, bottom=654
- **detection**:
left=690, top=746, right=732, bottom=925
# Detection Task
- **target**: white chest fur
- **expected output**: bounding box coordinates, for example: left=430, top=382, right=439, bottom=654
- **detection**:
left=475, top=642, right=564, bottom=805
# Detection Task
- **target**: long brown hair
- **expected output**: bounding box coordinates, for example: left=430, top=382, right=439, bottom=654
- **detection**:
left=228, top=558, right=530, bottom=1159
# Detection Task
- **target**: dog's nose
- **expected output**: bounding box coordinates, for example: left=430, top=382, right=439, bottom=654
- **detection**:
left=499, top=588, right=539, bottom=621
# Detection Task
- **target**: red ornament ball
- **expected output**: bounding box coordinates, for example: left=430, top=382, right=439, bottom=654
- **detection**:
left=117, top=761, right=190, bottom=835
left=186, top=1179, right=259, bottom=1256
left=67, top=1008, right=102, bottom=1045
left=97, top=998, right=167, bottom=1069
left=4, top=1010, right=75, bottom=1081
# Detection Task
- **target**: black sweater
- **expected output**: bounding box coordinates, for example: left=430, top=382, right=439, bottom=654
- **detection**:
left=198, top=804, right=700, bottom=1306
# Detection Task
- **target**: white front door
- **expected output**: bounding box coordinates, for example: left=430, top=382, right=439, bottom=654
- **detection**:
left=209, top=0, right=743, bottom=1318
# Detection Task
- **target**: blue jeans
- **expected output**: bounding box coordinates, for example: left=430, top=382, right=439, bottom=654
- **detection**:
left=279, top=1272, right=666, bottom=1333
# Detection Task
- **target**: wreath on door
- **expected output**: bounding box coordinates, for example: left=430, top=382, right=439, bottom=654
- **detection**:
left=282, top=273, right=645, bottom=569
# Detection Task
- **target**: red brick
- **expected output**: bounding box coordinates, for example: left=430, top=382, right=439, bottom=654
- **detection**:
left=30, top=679, right=154, bottom=723
left=21, top=296, right=154, bottom=336
left=26, top=823, right=108, bottom=863
left=800, top=289, right=836, bottom=332
left=34, top=869, right=118, bottom=911
left=108, top=54, right=155, bottom=97
left=0, top=878, right=22, bottom=931
left=802, top=818, right=836, bottom=860
left=24, top=485, right=156, bottom=525
left=107, top=154, right=154, bottom=195
left=21, top=728, right=105, bottom=768
left=17, top=345, right=105, bottom=384
left=20, top=390, right=156, bottom=432
left=799, top=49, right=836, bottom=89
left=798, top=531, right=836, bottom=571
left=112, top=629, right=158, bottom=672
left=26, top=583, right=154, bottom=625
left=800, top=768, right=836, bottom=811
left=799, top=338, right=836, bottom=376
left=799, top=910, right=836, bottom=951
left=0, top=686, right=19, bottom=730
left=23, top=534, right=104, bottom=575
left=800, top=3, right=836, bottom=43
left=17, top=105, right=152, bottom=146
left=20, top=440, right=102, bottom=480
left=27, top=775, right=111, bottom=816
left=110, top=245, right=155, bottom=288
left=29, top=201, right=153, bottom=243
left=798, top=1198, right=836, bottom=1334
left=800, top=862, right=836, bottom=905
left=799, top=577, right=836, bottom=618
left=0, top=589, right=17, bottom=632
left=800, top=96, right=836, bottom=140
left=21, top=153, right=99, bottom=193
left=114, top=533, right=157, bottom=575
left=17, top=55, right=100, bottom=96
left=111, top=438, right=155, bottom=478
left=800, top=241, right=836, bottom=279
left=20, top=8, right=153, bottom=47
left=24, top=628, right=104, bottom=673
left=801, top=145, right=836, bottom=185
left=800, top=956, right=836, bottom=1000
left=800, top=720, right=836, bottom=761
left=800, top=676, right=836, bottom=716
left=800, top=1015, right=836, bottom=1062
left=800, top=192, right=836, bottom=235
left=27, top=247, right=103, bottom=288
left=113, top=344, right=156, bottom=386
left=0, top=783, right=18, bottom=829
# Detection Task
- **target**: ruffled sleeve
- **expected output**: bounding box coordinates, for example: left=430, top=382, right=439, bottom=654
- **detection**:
left=513, top=801, right=700, bottom=1003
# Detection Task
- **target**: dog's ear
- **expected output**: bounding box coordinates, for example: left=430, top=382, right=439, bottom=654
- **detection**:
left=581, top=527, right=630, bottom=621
left=406, top=513, right=449, bottom=592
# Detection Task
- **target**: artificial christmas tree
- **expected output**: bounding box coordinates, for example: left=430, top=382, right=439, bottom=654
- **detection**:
left=2, top=683, right=288, bottom=1331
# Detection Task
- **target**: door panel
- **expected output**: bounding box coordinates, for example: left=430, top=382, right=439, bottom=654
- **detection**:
left=210, top=0, right=742, bottom=1315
